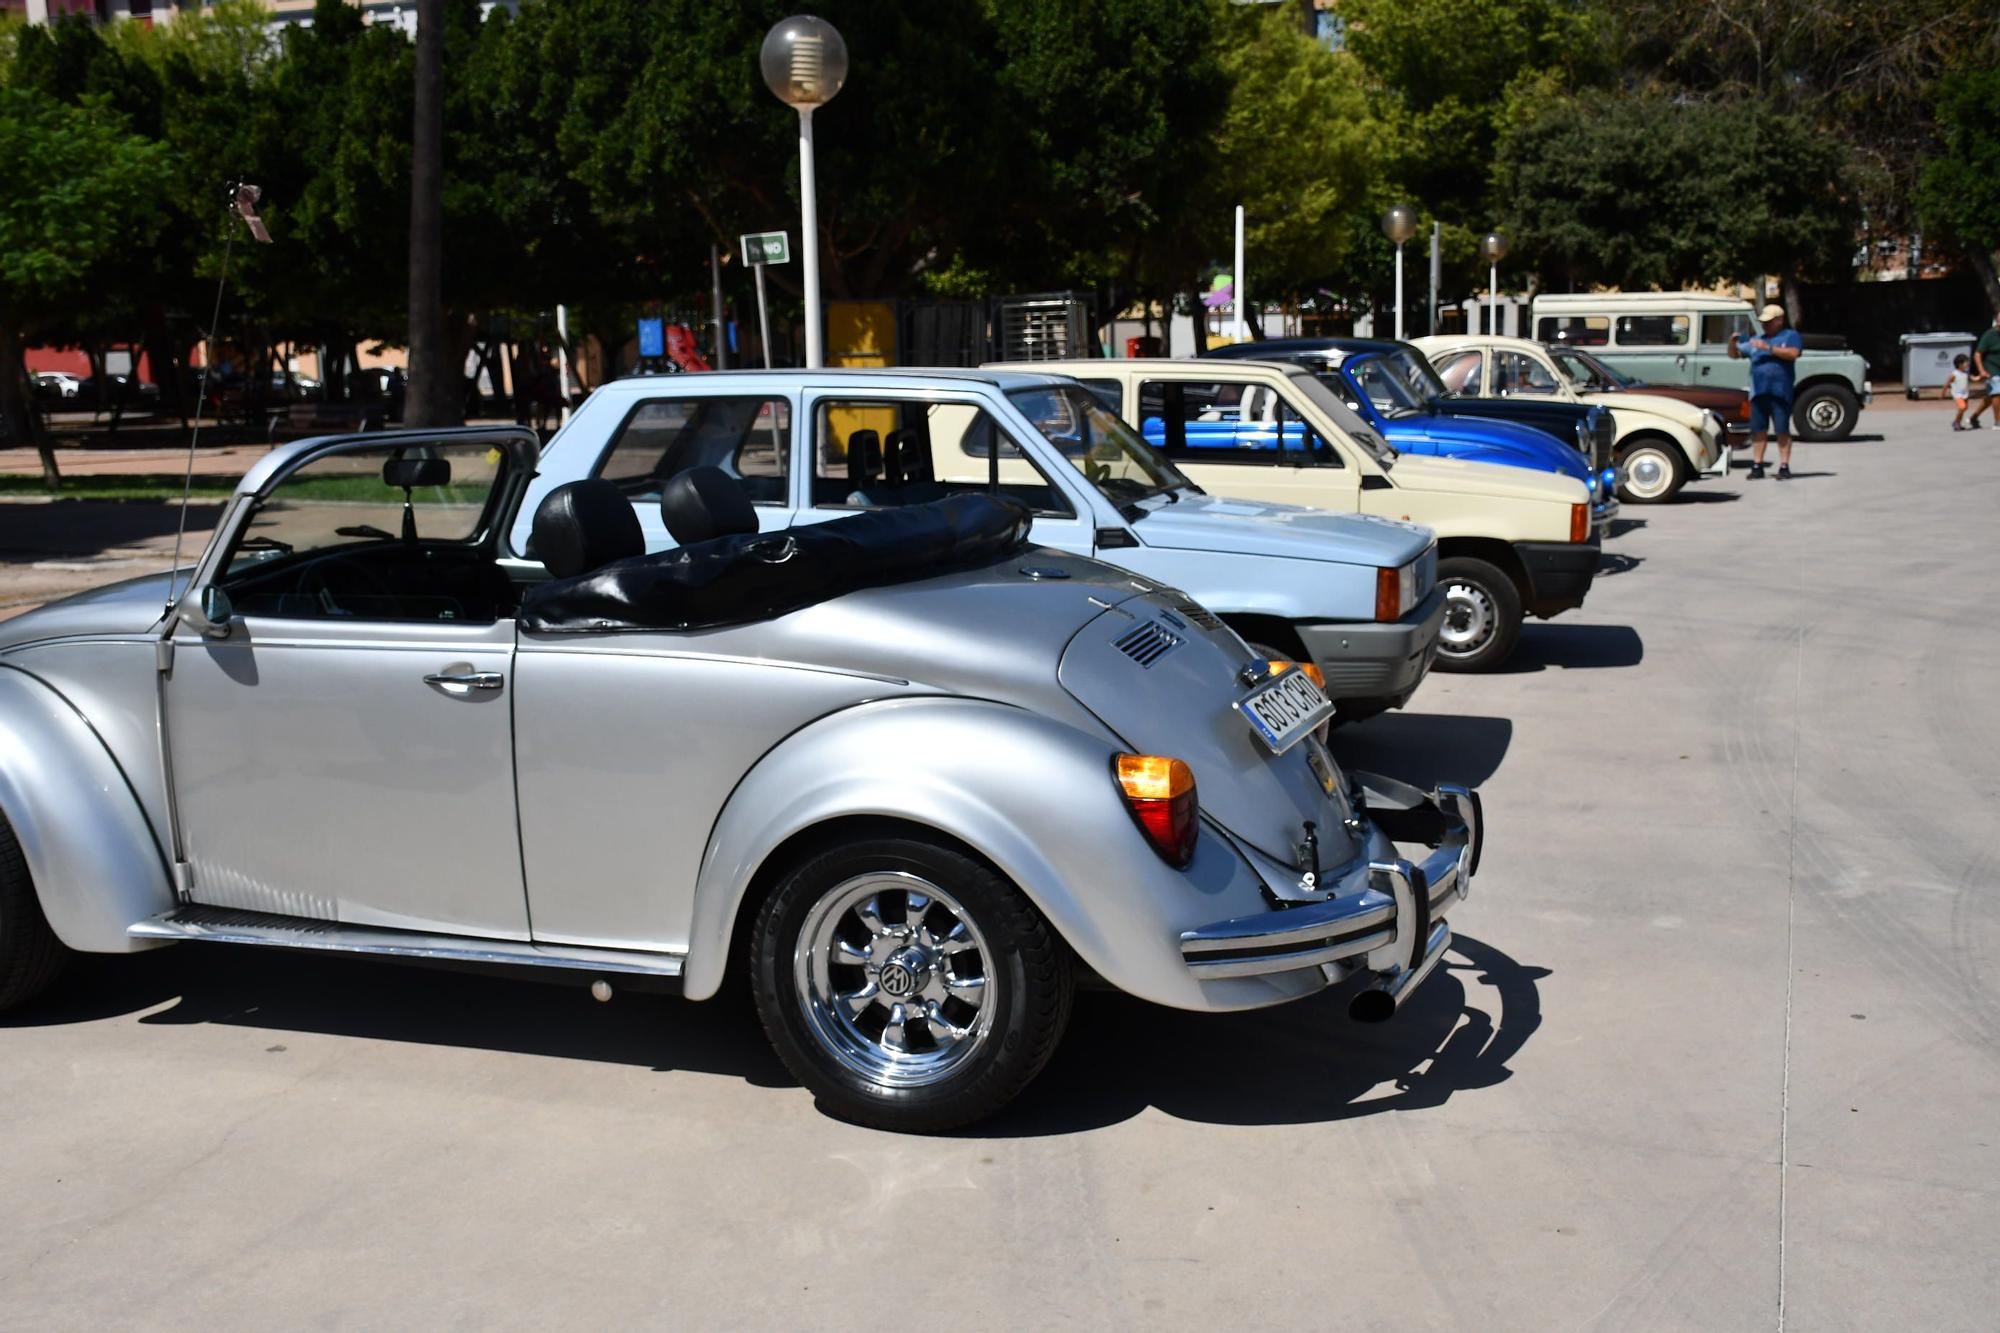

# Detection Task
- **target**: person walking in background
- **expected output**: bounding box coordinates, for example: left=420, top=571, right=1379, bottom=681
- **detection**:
left=1971, top=312, right=2000, bottom=430
left=1949, top=354, right=1987, bottom=431
left=1729, top=302, right=1804, bottom=479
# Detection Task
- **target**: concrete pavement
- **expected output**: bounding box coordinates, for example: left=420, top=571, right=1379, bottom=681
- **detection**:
left=0, top=404, right=1994, bottom=1328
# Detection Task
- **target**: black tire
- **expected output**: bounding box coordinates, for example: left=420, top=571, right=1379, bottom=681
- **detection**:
left=1793, top=382, right=1859, bottom=441
left=0, top=810, right=67, bottom=1013
left=1615, top=436, right=1688, bottom=504
left=749, top=834, right=1074, bottom=1133
left=1434, top=556, right=1523, bottom=673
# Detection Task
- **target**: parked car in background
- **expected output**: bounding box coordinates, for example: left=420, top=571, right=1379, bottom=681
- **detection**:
left=1530, top=292, right=1872, bottom=441
left=1531, top=339, right=1750, bottom=438
left=1202, top=340, right=1616, bottom=511
left=76, top=374, right=161, bottom=410
left=1415, top=334, right=1728, bottom=504
left=1035, top=358, right=1601, bottom=673
left=1208, top=336, right=1620, bottom=496
left=32, top=372, right=82, bottom=402
left=0, top=424, right=1484, bottom=1132
left=519, top=368, right=1446, bottom=722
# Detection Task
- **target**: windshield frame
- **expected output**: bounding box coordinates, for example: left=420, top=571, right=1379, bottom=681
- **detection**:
left=1005, top=382, right=1193, bottom=511
left=1548, top=345, right=1638, bottom=391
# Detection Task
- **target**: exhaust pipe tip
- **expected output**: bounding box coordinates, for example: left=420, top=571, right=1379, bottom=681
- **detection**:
left=1348, top=988, right=1396, bottom=1024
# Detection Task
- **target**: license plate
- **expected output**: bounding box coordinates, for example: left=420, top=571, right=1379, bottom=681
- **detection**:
left=1233, top=668, right=1334, bottom=754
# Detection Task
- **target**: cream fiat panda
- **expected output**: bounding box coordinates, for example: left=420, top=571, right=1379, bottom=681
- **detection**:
left=1027, top=359, right=1601, bottom=673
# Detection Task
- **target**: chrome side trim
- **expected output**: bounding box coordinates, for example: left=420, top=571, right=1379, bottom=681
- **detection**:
left=129, top=907, right=685, bottom=977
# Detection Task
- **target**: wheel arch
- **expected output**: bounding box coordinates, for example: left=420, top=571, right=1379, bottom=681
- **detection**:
left=1434, top=536, right=1531, bottom=602
left=680, top=696, right=1267, bottom=1011
left=0, top=666, right=175, bottom=953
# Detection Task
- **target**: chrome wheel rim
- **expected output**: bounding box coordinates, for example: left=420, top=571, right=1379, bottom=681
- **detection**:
left=1804, top=397, right=1842, bottom=432
left=1439, top=579, right=1495, bottom=658
left=1623, top=448, right=1671, bottom=499
left=794, top=872, right=996, bottom=1088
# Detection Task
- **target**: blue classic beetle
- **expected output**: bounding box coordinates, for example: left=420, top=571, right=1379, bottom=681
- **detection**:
left=1205, top=339, right=1620, bottom=520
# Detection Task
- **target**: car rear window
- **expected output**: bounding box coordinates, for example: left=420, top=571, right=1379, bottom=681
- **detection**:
left=595, top=396, right=791, bottom=504
left=1614, top=315, right=1690, bottom=347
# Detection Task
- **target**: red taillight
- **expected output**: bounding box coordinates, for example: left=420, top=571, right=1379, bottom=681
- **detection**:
left=1737, top=398, right=1751, bottom=421
left=1375, top=566, right=1399, bottom=622
left=1570, top=503, right=1589, bottom=543
left=1114, top=753, right=1198, bottom=867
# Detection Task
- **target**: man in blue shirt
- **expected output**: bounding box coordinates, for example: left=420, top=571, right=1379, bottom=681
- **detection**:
left=1728, top=302, right=1805, bottom=479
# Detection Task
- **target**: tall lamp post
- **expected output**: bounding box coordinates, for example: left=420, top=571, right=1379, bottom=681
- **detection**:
left=1479, top=231, right=1509, bottom=336
left=1381, top=204, right=1416, bottom=341
left=761, top=16, right=847, bottom=369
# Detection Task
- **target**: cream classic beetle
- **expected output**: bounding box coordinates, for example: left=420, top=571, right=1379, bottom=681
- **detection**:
left=0, top=421, right=1481, bottom=1132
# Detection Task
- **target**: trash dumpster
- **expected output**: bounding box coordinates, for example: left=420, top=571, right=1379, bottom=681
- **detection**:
left=1900, top=331, right=1977, bottom=398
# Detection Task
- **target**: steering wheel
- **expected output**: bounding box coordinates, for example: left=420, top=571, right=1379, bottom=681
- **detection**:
left=297, top=550, right=400, bottom=617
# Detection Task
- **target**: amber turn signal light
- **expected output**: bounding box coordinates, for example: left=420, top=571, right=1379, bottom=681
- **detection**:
left=1375, top=566, right=1399, bottom=622
left=1570, top=502, right=1589, bottom=543
left=1268, top=659, right=1327, bottom=691
left=1113, top=753, right=1198, bottom=867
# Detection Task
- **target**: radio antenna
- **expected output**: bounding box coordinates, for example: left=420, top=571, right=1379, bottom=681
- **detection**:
left=165, top=181, right=272, bottom=614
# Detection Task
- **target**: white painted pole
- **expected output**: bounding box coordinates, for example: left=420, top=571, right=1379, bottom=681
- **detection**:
left=1488, top=263, right=1498, bottom=336
left=555, top=303, right=574, bottom=423
left=799, top=109, right=823, bottom=369
left=1394, top=242, right=1405, bottom=342
left=754, top=262, right=773, bottom=369
left=1232, top=204, right=1246, bottom=344
left=1428, top=223, right=1440, bottom=335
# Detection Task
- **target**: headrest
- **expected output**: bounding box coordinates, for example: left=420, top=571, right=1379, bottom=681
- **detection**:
left=384, top=456, right=451, bottom=489
left=660, top=466, right=758, bottom=546
left=884, top=427, right=932, bottom=485
left=533, top=479, right=644, bottom=579
left=846, top=429, right=881, bottom=487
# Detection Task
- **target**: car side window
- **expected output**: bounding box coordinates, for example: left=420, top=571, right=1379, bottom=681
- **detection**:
left=1495, top=351, right=1560, bottom=395
left=1139, top=379, right=1328, bottom=464
left=216, top=440, right=516, bottom=624
left=1615, top=315, right=1690, bottom=347
left=594, top=396, right=791, bottom=504
left=1700, top=313, right=1752, bottom=346
left=1078, top=378, right=1124, bottom=415
left=1434, top=350, right=1484, bottom=397
left=1537, top=315, right=1609, bottom=347
left=811, top=398, right=1074, bottom=517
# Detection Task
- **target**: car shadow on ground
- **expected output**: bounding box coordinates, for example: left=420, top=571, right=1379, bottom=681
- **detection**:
left=1608, top=517, right=1648, bottom=538
left=8, top=946, right=794, bottom=1086
left=1330, top=712, right=1512, bottom=790
left=12, top=932, right=1547, bottom=1137
left=1596, top=551, right=1643, bottom=577
left=1670, top=488, right=1742, bottom=503
left=967, top=933, right=1547, bottom=1136
left=1497, top=623, right=1643, bottom=673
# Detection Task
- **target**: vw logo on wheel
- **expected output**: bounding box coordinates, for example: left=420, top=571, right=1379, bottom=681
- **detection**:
left=877, top=962, right=919, bottom=998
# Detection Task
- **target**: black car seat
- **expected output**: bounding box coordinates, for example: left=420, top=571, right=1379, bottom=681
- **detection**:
left=660, top=466, right=759, bottom=545
left=532, top=478, right=645, bottom=578
left=845, top=429, right=893, bottom=507
left=883, top=427, right=945, bottom=503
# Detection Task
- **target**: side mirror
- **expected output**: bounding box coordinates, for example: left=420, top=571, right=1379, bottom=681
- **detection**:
left=185, top=585, right=235, bottom=639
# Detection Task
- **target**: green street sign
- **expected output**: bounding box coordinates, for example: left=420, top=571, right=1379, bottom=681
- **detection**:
left=741, top=231, right=790, bottom=266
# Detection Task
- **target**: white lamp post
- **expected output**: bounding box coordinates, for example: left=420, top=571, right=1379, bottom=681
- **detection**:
left=1381, top=204, right=1416, bottom=341
left=761, top=16, right=847, bottom=369
left=1479, top=231, right=1509, bottom=336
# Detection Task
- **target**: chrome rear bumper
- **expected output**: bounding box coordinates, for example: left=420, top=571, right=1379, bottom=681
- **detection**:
left=1179, top=783, right=1480, bottom=995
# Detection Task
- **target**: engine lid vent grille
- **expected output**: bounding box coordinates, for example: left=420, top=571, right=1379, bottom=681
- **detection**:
left=1114, top=619, right=1184, bottom=668
left=1171, top=600, right=1222, bottom=631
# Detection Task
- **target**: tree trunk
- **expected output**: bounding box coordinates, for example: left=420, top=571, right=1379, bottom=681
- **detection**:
left=405, top=0, right=457, bottom=428
left=1968, top=246, right=2000, bottom=315
left=0, top=310, right=58, bottom=488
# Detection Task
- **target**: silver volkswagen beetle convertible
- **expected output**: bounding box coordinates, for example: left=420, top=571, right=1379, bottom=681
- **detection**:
left=0, top=426, right=1482, bottom=1131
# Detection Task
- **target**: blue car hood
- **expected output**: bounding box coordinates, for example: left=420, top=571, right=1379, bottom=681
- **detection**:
left=1383, top=414, right=1588, bottom=481
left=1130, top=493, right=1431, bottom=566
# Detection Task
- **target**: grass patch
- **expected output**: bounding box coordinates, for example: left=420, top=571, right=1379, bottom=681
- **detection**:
left=0, top=473, right=240, bottom=502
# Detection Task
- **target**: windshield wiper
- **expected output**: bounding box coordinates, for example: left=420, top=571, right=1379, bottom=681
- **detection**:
left=236, top=536, right=293, bottom=554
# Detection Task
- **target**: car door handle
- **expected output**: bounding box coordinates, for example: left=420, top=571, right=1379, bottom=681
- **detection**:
left=424, top=670, right=504, bottom=692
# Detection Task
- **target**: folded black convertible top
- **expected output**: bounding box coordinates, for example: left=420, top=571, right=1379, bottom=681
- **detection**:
left=520, top=493, right=1034, bottom=633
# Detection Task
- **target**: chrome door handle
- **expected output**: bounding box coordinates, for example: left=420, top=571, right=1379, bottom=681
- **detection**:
left=424, top=670, right=504, bottom=692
